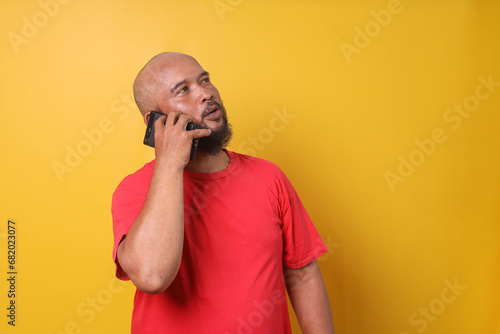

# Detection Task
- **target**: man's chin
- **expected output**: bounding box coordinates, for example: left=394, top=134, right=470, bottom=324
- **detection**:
left=197, top=120, right=232, bottom=156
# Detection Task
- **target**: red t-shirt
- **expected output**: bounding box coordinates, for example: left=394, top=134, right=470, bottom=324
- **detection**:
left=112, top=150, right=327, bottom=333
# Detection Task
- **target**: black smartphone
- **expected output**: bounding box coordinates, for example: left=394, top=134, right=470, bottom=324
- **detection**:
left=143, top=111, right=202, bottom=160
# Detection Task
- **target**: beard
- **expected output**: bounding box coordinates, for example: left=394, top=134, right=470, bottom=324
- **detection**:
left=197, top=100, right=233, bottom=156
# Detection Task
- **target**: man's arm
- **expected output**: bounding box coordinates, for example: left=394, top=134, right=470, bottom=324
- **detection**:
left=284, top=260, right=335, bottom=334
left=116, top=112, right=210, bottom=294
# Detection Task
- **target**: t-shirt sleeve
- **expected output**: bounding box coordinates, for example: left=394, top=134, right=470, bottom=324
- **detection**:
left=111, top=175, right=149, bottom=280
left=276, top=169, right=328, bottom=268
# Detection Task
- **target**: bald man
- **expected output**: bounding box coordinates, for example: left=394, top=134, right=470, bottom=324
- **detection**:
left=111, top=52, right=334, bottom=333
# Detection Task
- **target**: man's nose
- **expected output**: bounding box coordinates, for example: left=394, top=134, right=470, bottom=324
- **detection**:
left=197, top=85, right=213, bottom=104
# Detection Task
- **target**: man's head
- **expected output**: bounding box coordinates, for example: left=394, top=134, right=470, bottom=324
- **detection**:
left=133, top=52, right=232, bottom=155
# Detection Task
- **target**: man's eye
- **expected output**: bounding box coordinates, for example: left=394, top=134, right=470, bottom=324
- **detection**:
left=178, top=86, right=188, bottom=94
left=202, top=77, right=210, bottom=83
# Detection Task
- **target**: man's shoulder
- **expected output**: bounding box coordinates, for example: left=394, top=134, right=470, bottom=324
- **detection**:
left=113, top=160, right=155, bottom=195
left=229, top=150, right=288, bottom=182
left=230, top=150, right=282, bottom=171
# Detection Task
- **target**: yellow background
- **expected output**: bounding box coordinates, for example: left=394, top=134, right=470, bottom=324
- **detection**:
left=1, top=0, right=499, bottom=333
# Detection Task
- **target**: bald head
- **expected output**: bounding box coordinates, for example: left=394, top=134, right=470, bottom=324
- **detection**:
left=133, top=52, right=202, bottom=115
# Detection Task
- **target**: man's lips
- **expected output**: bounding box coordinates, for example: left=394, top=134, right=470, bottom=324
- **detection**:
left=203, top=108, right=221, bottom=120
left=202, top=103, right=221, bottom=120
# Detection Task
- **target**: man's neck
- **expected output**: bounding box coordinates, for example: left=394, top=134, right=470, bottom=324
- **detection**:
left=184, top=149, right=229, bottom=173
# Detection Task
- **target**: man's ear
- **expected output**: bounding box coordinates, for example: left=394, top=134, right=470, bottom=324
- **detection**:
left=143, top=112, right=152, bottom=125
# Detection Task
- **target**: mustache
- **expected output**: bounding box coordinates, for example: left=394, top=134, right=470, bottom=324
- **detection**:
left=202, top=101, right=222, bottom=118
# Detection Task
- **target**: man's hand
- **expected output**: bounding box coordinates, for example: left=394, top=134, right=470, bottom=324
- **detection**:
left=153, top=111, right=211, bottom=170
left=284, top=260, right=335, bottom=334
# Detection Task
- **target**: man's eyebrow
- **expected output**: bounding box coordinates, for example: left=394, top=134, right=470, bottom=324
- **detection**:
left=170, top=71, right=210, bottom=93
left=170, top=79, right=187, bottom=93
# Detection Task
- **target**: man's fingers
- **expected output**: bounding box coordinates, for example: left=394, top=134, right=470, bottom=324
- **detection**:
left=154, top=112, right=209, bottom=140
left=175, top=113, right=197, bottom=128
left=191, top=128, right=211, bottom=139
left=153, top=115, right=167, bottom=131
left=161, top=112, right=200, bottom=129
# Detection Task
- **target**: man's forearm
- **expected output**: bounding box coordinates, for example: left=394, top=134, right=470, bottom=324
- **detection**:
left=117, top=161, right=185, bottom=294
left=284, top=260, right=335, bottom=334
left=116, top=112, right=212, bottom=294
